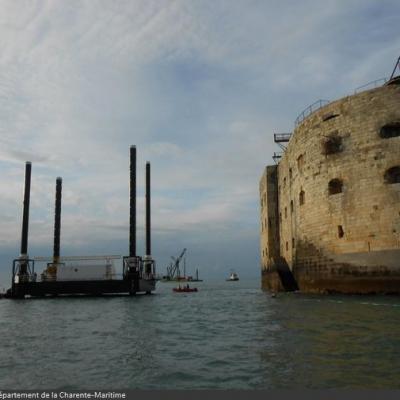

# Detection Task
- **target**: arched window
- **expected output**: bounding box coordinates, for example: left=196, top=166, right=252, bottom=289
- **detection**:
left=380, top=122, right=400, bottom=139
left=328, top=179, right=343, bottom=195
left=299, top=190, right=305, bottom=205
left=290, top=200, right=293, bottom=213
left=322, top=133, right=342, bottom=155
left=384, top=166, right=400, bottom=184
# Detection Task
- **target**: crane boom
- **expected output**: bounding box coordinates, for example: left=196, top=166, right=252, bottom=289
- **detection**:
left=165, top=248, right=187, bottom=279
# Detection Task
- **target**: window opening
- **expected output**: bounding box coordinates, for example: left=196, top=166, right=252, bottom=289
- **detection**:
left=380, top=122, right=400, bottom=139
left=322, top=112, right=339, bottom=122
left=299, top=190, right=305, bottom=205
left=322, top=133, right=343, bottom=155
left=297, top=154, right=304, bottom=170
left=328, top=179, right=343, bottom=195
left=384, top=166, right=400, bottom=184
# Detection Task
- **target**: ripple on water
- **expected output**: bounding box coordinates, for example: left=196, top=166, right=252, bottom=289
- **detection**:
left=1, top=281, right=400, bottom=389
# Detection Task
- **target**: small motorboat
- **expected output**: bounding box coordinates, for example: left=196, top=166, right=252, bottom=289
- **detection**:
left=173, top=285, right=198, bottom=293
left=226, top=271, right=239, bottom=281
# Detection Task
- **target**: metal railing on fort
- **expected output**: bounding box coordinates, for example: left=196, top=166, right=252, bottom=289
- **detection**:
left=273, top=133, right=292, bottom=151
left=273, top=133, right=292, bottom=143
left=273, top=61, right=400, bottom=164
left=354, top=77, right=388, bottom=94
left=273, top=152, right=283, bottom=164
left=294, top=99, right=330, bottom=127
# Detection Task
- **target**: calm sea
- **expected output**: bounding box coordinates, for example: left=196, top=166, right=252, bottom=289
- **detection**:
left=0, top=279, right=400, bottom=389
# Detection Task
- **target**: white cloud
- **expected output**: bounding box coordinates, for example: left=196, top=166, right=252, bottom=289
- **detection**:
left=0, top=0, right=399, bottom=282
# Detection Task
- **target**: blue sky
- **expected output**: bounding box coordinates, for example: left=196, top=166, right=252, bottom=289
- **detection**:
left=0, top=0, right=399, bottom=287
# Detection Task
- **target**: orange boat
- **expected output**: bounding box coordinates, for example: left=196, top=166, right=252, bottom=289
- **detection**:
left=173, top=286, right=198, bottom=293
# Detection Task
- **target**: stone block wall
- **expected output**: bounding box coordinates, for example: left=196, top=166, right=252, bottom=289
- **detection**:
left=259, top=165, right=283, bottom=291
left=260, top=81, right=400, bottom=293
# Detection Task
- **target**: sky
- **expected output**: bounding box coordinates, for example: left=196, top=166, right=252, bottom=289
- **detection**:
left=0, top=0, right=399, bottom=287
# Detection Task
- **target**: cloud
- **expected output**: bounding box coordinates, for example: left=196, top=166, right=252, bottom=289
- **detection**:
left=0, top=0, right=399, bottom=285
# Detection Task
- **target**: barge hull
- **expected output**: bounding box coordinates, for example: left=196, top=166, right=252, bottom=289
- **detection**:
left=9, top=278, right=156, bottom=298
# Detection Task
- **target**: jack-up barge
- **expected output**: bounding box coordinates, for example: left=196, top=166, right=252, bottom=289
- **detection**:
left=6, top=146, right=156, bottom=298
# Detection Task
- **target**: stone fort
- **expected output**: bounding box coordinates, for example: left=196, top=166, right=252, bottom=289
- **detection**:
left=259, top=68, right=400, bottom=294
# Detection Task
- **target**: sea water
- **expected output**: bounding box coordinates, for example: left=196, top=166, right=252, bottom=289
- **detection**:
left=0, top=279, right=399, bottom=389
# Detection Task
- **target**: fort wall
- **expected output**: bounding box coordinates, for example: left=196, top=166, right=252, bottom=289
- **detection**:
left=260, top=81, right=400, bottom=293
left=259, top=165, right=283, bottom=291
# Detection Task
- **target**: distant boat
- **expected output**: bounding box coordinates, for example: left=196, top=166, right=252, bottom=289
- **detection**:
left=173, top=285, right=198, bottom=293
left=226, top=271, right=239, bottom=281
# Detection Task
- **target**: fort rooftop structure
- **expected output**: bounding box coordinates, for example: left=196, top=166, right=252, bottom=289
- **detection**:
left=260, top=63, right=400, bottom=294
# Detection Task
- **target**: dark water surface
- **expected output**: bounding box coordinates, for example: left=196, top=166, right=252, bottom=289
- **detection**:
left=1, top=279, right=400, bottom=389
